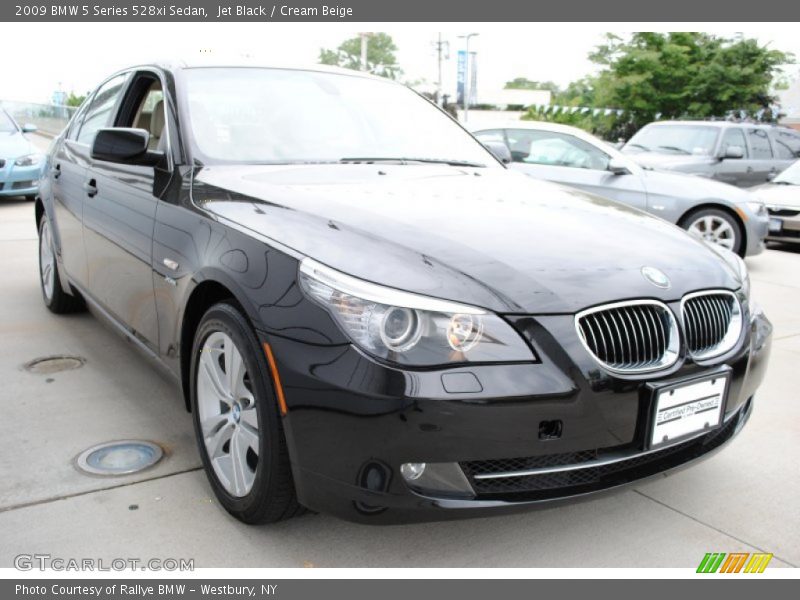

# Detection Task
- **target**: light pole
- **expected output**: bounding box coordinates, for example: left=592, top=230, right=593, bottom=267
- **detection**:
left=433, top=33, right=450, bottom=106
left=457, top=33, right=479, bottom=122
left=358, top=32, right=371, bottom=71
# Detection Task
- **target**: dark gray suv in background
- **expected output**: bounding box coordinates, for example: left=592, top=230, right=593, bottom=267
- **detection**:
left=623, top=121, right=800, bottom=187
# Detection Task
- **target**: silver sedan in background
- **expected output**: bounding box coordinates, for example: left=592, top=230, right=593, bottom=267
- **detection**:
left=473, top=121, right=769, bottom=257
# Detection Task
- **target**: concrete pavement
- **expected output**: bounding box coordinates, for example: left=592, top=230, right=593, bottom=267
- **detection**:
left=0, top=151, right=798, bottom=567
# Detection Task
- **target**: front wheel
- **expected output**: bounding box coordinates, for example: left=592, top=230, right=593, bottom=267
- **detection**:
left=190, top=302, right=304, bottom=524
left=681, top=208, right=744, bottom=256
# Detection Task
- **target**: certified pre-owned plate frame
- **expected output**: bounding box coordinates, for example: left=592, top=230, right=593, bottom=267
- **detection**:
left=645, top=366, right=731, bottom=450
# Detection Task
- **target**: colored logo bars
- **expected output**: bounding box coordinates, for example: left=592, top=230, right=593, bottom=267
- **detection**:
left=697, top=552, right=773, bottom=573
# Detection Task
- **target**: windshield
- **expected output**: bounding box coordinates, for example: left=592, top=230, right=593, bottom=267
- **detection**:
left=0, top=110, right=18, bottom=133
left=625, top=125, right=719, bottom=156
left=183, top=67, right=495, bottom=166
left=774, top=160, right=800, bottom=185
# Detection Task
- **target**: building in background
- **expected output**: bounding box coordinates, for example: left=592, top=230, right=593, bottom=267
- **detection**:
left=779, top=77, right=800, bottom=131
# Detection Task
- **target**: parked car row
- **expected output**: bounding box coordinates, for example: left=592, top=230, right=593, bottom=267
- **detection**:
left=473, top=121, right=772, bottom=256
left=36, top=62, right=772, bottom=524
left=622, top=120, right=800, bottom=188
left=0, top=107, right=45, bottom=201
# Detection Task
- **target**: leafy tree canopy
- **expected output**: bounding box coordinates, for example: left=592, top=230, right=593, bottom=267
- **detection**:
left=319, top=33, right=402, bottom=79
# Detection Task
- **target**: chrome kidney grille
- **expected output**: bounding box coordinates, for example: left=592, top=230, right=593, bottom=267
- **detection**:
left=681, top=291, right=742, bottom=359
left=576, top=300, right=680, bottom=373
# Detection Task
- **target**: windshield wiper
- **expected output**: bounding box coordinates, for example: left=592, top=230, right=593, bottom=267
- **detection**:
left=657, top=145, right=691, bottom=155
left=626, top=143, right=650, bottom=151
left=339, top=157, right=486, bottom=167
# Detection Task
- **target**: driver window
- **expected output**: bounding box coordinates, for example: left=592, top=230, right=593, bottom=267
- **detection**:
left=508, top=129, right=610, bottom=170
left=720, top=128, right=747, bottom=157
left=129, top=81, right=165, bottom=151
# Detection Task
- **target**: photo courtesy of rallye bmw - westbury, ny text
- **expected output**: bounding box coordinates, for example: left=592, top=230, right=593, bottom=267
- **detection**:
left=15, top=584, right=277, bottom=597
left=1, top=0, right=800, bottom=595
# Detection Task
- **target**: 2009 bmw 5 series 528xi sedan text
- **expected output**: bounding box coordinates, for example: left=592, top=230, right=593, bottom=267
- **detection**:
left=37, top=62, right=773, bottom=525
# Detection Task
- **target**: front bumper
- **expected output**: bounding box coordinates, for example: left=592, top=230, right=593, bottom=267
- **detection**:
left=765, top=207, right=800, bottom=244
left=262, top=305, right=772, bottom=524
left=0, top=160, right=43, bottom=197
left=744, top=211, right=769, bottom=256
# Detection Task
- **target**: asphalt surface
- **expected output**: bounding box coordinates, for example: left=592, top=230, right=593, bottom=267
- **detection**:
left=0, top=136, right=798, bottom=568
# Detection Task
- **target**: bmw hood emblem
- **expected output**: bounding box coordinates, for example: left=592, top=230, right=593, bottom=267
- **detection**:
left=641, top=266, right=671, bottom=289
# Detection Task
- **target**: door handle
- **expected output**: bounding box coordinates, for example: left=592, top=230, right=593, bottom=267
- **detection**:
left=84, top=179, right=98, bottom=198
left=53, top=164, right=61, bottom=180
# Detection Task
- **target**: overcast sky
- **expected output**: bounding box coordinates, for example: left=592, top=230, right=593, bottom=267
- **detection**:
left=2, top=23, right=799, bottom=104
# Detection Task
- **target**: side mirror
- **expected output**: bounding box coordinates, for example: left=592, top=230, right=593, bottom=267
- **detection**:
left=722, top=145, right=744, bottom=159
left=91, top=128, right=163, bottom=166
left=482, top=141, right=512, bottom=164
left=608, top=157, right=631, bottom=175
left=21, top=123, right=37, bottom=133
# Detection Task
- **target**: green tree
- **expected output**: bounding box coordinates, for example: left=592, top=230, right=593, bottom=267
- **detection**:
left=319, top=33, right=402, bottom=79
left=524, top=32, right=793, bottom=140
left=65, top=92, right=86, bottom=107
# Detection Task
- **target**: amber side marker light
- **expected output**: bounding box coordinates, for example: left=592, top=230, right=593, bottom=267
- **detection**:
left=263, top=342, right=288, bottom=415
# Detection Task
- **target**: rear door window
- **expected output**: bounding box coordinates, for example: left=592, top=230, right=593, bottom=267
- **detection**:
left=746, top=128, right=774, bottom=159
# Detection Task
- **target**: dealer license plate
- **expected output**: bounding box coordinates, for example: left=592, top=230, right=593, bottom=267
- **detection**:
left=650, top=375, right=727, bottom=448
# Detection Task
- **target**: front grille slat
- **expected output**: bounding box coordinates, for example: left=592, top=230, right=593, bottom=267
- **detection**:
left=681, top=291, right=742, bottom=359
left=576, top=301, right=677, bottom=373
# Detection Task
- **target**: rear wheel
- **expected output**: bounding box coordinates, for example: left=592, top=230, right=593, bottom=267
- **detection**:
left=681, top=208, right=744, bottom=256
left=38, top=218, right=84, bottom=313
left=190, top=302, right=303, bottom=524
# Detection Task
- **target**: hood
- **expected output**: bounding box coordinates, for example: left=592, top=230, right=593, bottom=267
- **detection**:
left=626, top=151, right=717, bottom=172
left=0, top=131, right=36, bottom=160
left=192, top=164, right=740, bottom=314
left=641, top=168, right=751, bottom=204
left=751, top=182, right=800, bottom=209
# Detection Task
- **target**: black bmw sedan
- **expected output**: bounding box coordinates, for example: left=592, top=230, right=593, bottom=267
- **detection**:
left=37, top=62, right=772, bottom=524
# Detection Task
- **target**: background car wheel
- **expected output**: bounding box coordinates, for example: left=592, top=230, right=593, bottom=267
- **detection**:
left=38, top=218, right=84, bottom=314
left=681, top=208, right=744, bottom=256
left=25, top=195, right=36, bottom=202
left=190, top=302, right=304, bottom=524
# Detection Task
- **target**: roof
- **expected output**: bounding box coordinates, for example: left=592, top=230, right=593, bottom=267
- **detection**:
left=148, top=58, right=386, bottom=82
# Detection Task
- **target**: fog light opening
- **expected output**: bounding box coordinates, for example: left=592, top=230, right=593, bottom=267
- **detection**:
left=400, top=462, right=427, bottom=481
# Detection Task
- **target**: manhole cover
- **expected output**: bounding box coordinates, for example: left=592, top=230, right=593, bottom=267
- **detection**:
left=24, top=355, right=85, bottom=375
left=76, top=441, right=163, bottom=476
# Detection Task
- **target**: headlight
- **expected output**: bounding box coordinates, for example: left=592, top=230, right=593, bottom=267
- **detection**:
left=14, top=154, right=43, bottom=167
left=745, top=200, right=767, bottom=217
left=299, top=259, right=536, bottom=366
left=704, top=242, right=750, bottom=299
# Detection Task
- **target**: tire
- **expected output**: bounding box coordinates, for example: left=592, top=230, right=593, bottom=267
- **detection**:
left=680, top=208, right=744, bottom=257
left=190, top=302, right=304, bottom=524
left=38, top=218, right=85, bottom=314
left=25, top=195, right=36, bottom=202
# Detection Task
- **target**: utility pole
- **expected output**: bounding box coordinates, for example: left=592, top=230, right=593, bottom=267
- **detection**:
left=458, top=33, right=479, bottom=122
left=433, top=33, right=449, bottom=106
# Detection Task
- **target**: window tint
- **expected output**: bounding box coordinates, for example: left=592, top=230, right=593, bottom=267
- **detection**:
left=507, top=129, right=609, bottom=170
left=746, top=128, right=773, bottom=159
left=720, top=128, right=747, bottom=157
left=76, top=73, right=129, bottom=145
left=772, top=130, right=800, bottom=159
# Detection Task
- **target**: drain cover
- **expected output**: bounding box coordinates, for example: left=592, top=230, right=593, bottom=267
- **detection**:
left=76, top=441, right=163, bottom=476
left=24, top=355, right=85, bottom=375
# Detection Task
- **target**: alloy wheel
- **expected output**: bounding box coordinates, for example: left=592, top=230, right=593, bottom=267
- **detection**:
left=687, top=215, right=736, bottom=251
left=197, top=331, right=260, bottom=497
